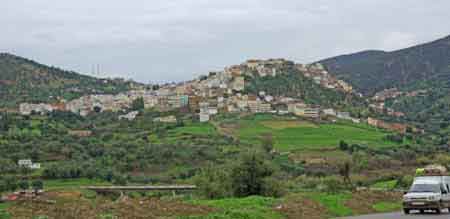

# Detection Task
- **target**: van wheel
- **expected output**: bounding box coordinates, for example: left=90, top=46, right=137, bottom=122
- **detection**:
left=403, top=209, right=410, bottom=214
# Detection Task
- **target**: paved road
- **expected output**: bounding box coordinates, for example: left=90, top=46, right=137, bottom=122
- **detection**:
left=338, top=210, right=450, bottom=219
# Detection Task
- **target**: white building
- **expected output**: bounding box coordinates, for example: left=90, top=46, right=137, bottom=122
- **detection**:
left=199, top=113, right=210, bottom=122
left=119, top=111, right=139, bottom=121
left=18, top=159, right=41, bottom=170
left=19, top=103, right=54, bottom=115
left=323, top=108, right=337, bottom=116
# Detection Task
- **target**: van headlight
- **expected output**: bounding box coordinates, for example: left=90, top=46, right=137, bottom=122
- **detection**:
left=403, top=197, right=412, bottom=202
left=428, top=195, right=440, bottom=201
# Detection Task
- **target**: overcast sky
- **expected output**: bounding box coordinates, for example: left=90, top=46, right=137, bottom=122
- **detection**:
left=2, top=0, right=450, bottom=83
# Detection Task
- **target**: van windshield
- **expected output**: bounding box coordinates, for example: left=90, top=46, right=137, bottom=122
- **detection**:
left=409, top=184, right=441, bottom=193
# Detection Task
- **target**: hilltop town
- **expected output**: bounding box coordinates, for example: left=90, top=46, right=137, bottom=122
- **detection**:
left=17, top=58, right=418, bottom=134
left=19, top=59, right=353, bottom=119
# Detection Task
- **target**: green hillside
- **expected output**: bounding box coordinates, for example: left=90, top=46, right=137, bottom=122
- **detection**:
left=318, top=35, right=450, bottom=137
left=319, top=35, right=450, bottom=95
left=0, top=53, right=139, bottom=108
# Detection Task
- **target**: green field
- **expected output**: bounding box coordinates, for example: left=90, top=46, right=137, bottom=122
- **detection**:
left=234, top=115, right=404, bottom=151
left=0, top=203, right=11, bottom=219
left=149, top=122, right=219, bottom=144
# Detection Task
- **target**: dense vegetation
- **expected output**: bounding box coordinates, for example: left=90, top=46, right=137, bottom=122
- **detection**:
left=244, top=67, right=365, bottom=110
left=1, top=108, right=450, bottom=218
left=0, top=53, right=140, bottom=108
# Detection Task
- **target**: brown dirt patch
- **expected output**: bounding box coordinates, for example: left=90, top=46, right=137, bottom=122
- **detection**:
left=7, top=192, right=214, bottom=219
left=344, top=191, right=402, bottom=215
left=275, top=195, right=327, bottom=219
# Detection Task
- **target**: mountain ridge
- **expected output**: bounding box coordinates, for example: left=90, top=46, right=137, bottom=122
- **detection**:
left=318, top=34, right=450, bottom=94
left=0, top=52, right=140, bottom=108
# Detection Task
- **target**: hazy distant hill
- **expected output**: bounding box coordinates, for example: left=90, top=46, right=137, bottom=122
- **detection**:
left=0, top=53, right=139, bottom=108
left=319, top=35, right=450, bottom=94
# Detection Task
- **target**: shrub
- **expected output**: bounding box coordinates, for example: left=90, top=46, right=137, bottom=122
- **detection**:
left=295, top=175, right=322, bottom=190
left=18, top=180, right=29, bottom=190
left=395, top=175, right=414, bottom=189
left=322, top=176, right=344, bottom=193
left=261, top=177, right=285, bottom=197
left=31, top=180, right=44, bottom=192
left=339, top=140, right=349, bottom=151
left=194, top=165, right=232, bottom=199
left=231, top=153, right=274, bottom=197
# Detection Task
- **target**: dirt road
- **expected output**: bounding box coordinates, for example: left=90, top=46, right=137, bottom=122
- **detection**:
left=339, top=210, right=450, bottom=219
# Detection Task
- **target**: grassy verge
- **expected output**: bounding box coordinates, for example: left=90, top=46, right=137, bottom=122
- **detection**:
left=0, top=203, right=11, bottom=219
left=306, top=193, right=353, bottom=217
left=372, top=201, right=402, bottom=212
left=371, top=180, right=398, bottom=190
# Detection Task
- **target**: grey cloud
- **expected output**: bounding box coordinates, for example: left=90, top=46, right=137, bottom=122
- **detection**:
left=1, top=0, right=450, bottom=83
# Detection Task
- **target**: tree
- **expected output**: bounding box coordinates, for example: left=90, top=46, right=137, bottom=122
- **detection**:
left=112, top=174, right=127, bottom=186
left=339, top=140, right=349, bottom=151
left=31, top=180, right=44, bottom=193
left=195, top=165, right=232, bottom=199
left=131, top=97, right=145, bottom=111
left=4, top=176, right=18, bottom=191
left=18, top=180, right=29, bottom=190
left=230, top=153, right=274, bottom=197
left=338, top=161, right=353, bottom=189
left=261, top=133, right=274, bottom=154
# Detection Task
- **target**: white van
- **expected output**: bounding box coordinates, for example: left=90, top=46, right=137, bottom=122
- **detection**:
left=403, top=176, right=450, bottom=214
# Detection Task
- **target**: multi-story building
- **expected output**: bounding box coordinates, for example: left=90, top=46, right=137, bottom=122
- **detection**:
left=232, top=77, right=245, bottom=91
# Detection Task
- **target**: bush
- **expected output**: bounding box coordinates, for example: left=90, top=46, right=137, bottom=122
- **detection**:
left=294, top=175, right=323, bottom=190
left=82, top=190, right=97, bottom=199
left=31, top=180, right=44, bottom=192
left=339, top=140, right=349, bottom=151
left=195, top=165, right=232, bottom=199
left=385, top=134, right=404, bottom=143
left=261, top=177, right=285, bottom=197
left=322, top=176, right=344, bottom=193
left=395, top=175, right=414, bottom=189
left=112, top=174, right=127, bottom=186
left=18, top=180, right=29, bottom=190
left=231, top=153, right=274, bottom=197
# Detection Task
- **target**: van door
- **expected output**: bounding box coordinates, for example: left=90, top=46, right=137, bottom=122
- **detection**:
left=440, top=183, right=450, bottom=208
left=443, top=177, right=450, bottom=208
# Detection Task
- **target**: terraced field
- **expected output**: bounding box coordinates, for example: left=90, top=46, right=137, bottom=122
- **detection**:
left=228, top=115, right=405, bottom=152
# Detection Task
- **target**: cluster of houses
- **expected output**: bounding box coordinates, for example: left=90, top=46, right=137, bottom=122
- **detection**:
left=17, top=59, right=360, bottom=124
left=296, top=63, right=355, bottom=93
left=369, top=88, right=429, bottom=118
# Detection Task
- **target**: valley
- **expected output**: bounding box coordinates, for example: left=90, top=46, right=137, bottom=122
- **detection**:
left=1, top=34, right=450, bottom=219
